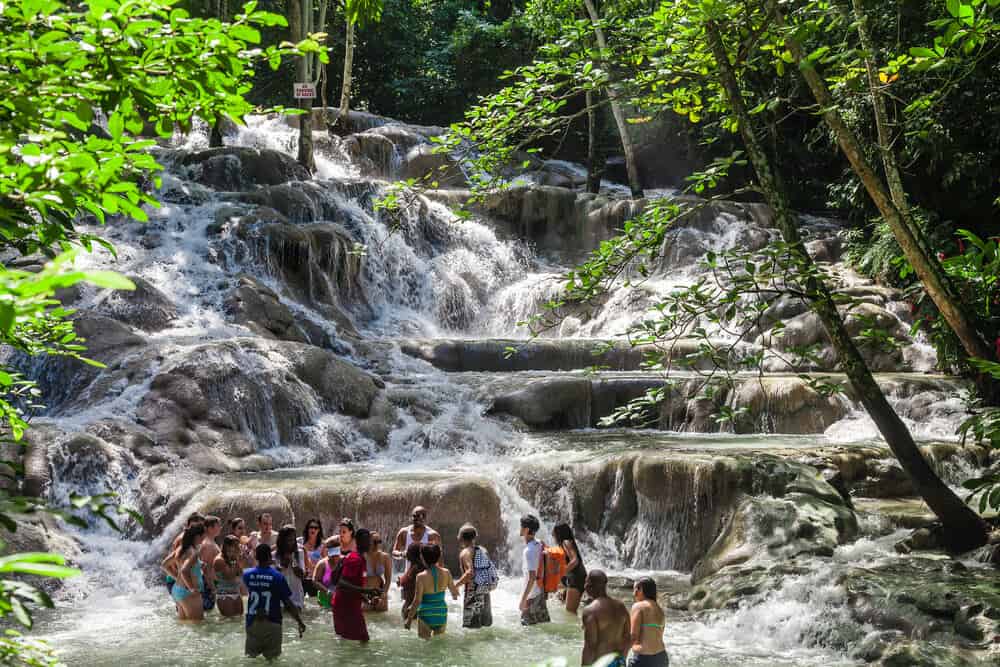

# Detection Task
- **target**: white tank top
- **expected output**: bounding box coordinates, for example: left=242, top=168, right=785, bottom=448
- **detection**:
left=405, top=527, right=430, bottom=548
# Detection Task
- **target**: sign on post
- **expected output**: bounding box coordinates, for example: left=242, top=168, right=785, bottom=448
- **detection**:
left=293, top=83, right=316, bottom=100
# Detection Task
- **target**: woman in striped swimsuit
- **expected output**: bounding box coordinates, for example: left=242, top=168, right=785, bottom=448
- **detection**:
left=404, top=544, right=458, bottom=639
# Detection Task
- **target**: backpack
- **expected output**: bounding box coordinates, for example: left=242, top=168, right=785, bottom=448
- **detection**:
left=535, top=542, right=567, bottom=594
left=472, top=546, right=499, bottom=591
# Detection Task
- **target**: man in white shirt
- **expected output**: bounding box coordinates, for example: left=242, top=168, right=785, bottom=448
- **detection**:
left=519, top=514, right=549, bottom=625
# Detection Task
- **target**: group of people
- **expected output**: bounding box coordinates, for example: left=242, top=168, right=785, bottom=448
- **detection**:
left=160, top=506, right=668, bottom=666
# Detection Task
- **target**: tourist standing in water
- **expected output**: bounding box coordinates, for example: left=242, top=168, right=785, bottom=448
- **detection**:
left=165, top=513, right=203, bottom=595
left=199, top=515, right=222, bottom=613
left=243, top=544, right=307, bottom=660
left=275, top=525, right=306, bottom=610
left=519, top=514, right=549, bottom=626
left=312, top=535, right=342, bottom=610
left=405, top=543, right=459, bottom=639
left=554, top=522, right=587, bottom=614
left=456, top=523, right=495, bottom=628
left=214, top=535, right=245, bottom=618
left=364, top=531, right=392, bottom=612
left=628, top=578, right=668, bottom=667
left=332, top=528, right=382, bottom=642
left=230, top=517, right=254, bottom=566
left=162, top=524, right=206, bottom=622
left=398, top=542, right=425, bottom=620
left=339, top=517, right=357, bottom=554
left=581, top=570, right=631, bottom=667
left=249, top=512, right=276, bottom=555
left=299, top=519, right=325, bottom=597
left=392, top=506, right=441, bottom=562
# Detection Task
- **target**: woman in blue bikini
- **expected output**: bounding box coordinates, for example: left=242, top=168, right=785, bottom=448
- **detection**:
left=404, top=544, right=458, bottom=639
left=161, top=524, right=206, bottom=622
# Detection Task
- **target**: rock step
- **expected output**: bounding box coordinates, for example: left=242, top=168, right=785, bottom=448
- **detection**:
left=485, top=372, right=967, bottom=434
left=399, top=337, right=755, bottom=372
left=195, top=469, right=503, bottom=573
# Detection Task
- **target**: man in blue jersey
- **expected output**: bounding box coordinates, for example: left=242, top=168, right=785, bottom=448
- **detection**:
left=243, top=543, right=307, bottom=659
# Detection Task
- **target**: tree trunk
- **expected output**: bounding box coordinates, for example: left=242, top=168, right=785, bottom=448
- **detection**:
left=209, top=121, right=223, bottom=147
left=582, top=0, right=643, bottom=198
left=585, top=89, right=601, bottom=193
left=706, top=19, right=988, bottom=553
left=289, top=0, right=315, bottom=172
left=769, top=1, right=993, bottom=364
left=334, top=17, right=355, bottom=130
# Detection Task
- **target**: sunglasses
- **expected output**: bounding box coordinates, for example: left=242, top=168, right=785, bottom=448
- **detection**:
left=374, top=539, right=383, bottom=545
left=308, top=526, right=320, bottom=531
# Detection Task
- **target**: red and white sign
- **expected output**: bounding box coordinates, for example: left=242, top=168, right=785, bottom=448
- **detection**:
left=293, top=83, right=316, bottom=99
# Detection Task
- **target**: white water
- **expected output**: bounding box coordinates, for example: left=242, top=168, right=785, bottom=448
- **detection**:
left=28, top=116, right=978, bottom=665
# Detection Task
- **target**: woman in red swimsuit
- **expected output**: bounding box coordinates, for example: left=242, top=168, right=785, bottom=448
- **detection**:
left=332, top=527, right=382, bottom=641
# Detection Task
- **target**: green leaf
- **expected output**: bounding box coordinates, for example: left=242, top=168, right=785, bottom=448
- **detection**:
left=82, top=272, right=136, bottom=291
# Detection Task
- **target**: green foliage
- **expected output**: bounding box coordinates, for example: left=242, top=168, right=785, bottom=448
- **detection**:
left=0, top=0, right=301, bottom=657
left=961, top=357, right=1000, bottom=512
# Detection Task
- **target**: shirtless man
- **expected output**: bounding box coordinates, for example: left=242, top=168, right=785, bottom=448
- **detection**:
left=581, top=570, right=631, bottom=667
left=391, top=506, right=441, bottom=561
left=248, top=512, right=277, bottom=559
left=199, top=516, right=223, bottom=611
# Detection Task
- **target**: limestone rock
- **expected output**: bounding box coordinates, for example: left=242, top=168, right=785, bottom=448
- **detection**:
left=400, top=144, right=467, bottom=187
left=198, top=472, right=503, bottom=572
left=88, top=276, right=178, bottom=332
left=180, top=147, right=310, bottom=190
left=691, top=463, right=857, bottom=582
left=731, top=376, right=849, bottom=434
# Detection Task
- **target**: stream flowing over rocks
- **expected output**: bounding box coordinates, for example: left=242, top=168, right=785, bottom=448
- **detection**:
left=15, top=111, right=1000, bottom=666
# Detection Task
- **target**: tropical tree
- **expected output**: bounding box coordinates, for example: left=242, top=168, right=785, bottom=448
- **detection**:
left=332, top=0, right=384, bottom=129
left=0, top=0, right=306, bottom=655
left=289, top=0, right=332, bottom=170
left=434, top=0, right=991, bottom=550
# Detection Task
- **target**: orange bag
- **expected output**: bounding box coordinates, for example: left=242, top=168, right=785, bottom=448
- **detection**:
left=536, top=543, right=567, bottom=594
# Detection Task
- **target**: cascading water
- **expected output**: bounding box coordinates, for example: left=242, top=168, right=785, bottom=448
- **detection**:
left=26, top=113, right=997, bottom=666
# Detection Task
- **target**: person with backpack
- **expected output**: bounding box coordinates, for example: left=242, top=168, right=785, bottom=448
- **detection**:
left=518, top=514, right=550, bottom=626
left=456, top=523, right=497, bottom=628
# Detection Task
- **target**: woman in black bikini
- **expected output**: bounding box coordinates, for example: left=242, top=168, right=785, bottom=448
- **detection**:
left=553, top=522, right=586, bottom=614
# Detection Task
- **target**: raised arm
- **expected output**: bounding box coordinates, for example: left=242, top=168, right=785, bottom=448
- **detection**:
left=392, top=528, right=407, bottom=559
left=562, top=539, right=580, bottom=572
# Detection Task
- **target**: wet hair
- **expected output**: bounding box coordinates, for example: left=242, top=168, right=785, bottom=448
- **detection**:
left=635, top=577, right=657, bottom=600
left=458, top=523, right=477, bottom=542
left=304, top=519, right=324, bottom=545
left=405, top=542, right=424, bottom=568
left=229, top=517, right=245, bottom=532
left=520, top=514, right=540, bottom=534
left=204, top=515, right=221, bottom=529
left=257, top=512, right=272, bottom=524
left=255, top=543, right=272, bottom=565
left=339, top=518, right=355, bottom=536
left=355, top=528, right=372, bottom=554
left=179, top=524, right=205, bottom=554
left=421, top=543, right=442, bottom=566
left=222, top=535, right=240, bottom=560
left=276, top=525, right=298, bottom=557
left=186, top=512, right=204, bottom=527
left=553, top=522, right=575, bottom=543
